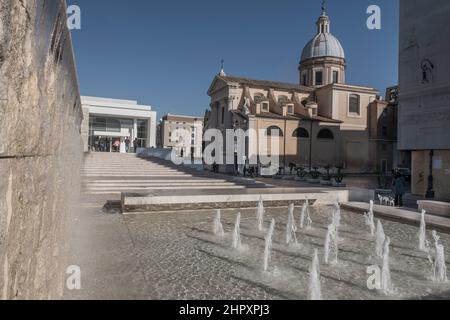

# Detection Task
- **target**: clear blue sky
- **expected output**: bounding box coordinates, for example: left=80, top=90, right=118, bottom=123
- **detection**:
left=68, top=0, right=399, bottom=119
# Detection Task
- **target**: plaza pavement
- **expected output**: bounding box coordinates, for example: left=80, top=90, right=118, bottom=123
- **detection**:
left=64, top=152, right=450, bottom=299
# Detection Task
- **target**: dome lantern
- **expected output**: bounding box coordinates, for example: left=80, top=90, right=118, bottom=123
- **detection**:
left=299, top=5, right=346, bottom=87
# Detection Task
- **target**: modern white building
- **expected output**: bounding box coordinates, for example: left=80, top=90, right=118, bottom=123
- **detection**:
left=81, top=96, right=157, bottom=153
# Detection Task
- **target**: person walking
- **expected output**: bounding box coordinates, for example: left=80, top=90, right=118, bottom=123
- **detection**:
left=392, top=170, right=406, bottom=207
left=133, top=138, right=138, bottom=153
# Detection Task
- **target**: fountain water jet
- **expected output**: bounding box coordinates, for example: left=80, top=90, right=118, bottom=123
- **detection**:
left=300, top=201, right=307, bottom=229
left=213, top=209, right=225, bottom=238
left=324, top=223, right=338, bottom=265
left=364, top=200, right=375, bottom=236
left=332, top=202, right=341, bottom=228
left=300, top=198, right=313, bottom=230
left=381, top=237, right=395, bottom=295
left=256, top=197, right=265, bottom=231
left=263, top=219, right=276, bottom=272
left=324, top=204, right=340, bottom=265
left=418, top=210, right=429, bottom=252
left=286, top=204, right=298, bottom=245
left=375, top=220, right=386, bottom=258
left=308, top=249, right=322, bottom=300
left=232, top=212, right=242, bottom=250
left=432, top=231, right=448, bottom=283
left=300, top=198, right=312, bottom=229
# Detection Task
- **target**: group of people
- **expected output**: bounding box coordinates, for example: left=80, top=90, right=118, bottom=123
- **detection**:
left=90, top=137, right=142, bottom=153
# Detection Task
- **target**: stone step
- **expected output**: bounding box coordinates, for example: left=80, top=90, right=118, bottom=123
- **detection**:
left=85, top=182, right=237, bottom=187
left=84, top=179, right=231, bottom=183
left=82, top=173, right=193, bottom=177
left=84, top=185, right=247, bottom=195
left=83, top=166, right=177, bottom=169
left=83, top=170, right=180, bottom=172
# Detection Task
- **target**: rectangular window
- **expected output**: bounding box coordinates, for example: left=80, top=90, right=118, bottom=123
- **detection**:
left=382, top=126, right=388, bottom=137
left=315, top=71, right=323, bottom=86
left=287, top=105, right=294, bottom=114
left=302, top=74, right=307, bottom=86
left=349, top=94, right=360, bottom=115
left=261, top=103, right=269, bottom=112
left=333, top=71, right=339, bottom=84
left=137, top=119, right=148, bottom=139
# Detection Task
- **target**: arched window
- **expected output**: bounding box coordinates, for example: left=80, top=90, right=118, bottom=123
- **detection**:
left=265, top=126, right=284, bottom=137
left=317, top=128, right=334, bottom=140
left=293, top=127, right=309, bottom=138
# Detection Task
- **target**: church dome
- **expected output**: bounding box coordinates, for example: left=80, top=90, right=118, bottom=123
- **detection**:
left=301, top=32, right=345, bottom=62
left=298, top=6, right=347, bottom=87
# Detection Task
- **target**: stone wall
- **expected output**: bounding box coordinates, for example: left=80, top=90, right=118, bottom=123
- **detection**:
left=398, top=0, right=450, bottom=151
left=0, top=0, right=83, bottom=299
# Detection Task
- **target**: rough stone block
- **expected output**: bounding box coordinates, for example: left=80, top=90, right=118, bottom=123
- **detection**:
left=0, top=0, right=83, bottom=299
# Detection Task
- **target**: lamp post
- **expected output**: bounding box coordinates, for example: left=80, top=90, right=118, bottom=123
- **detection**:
left=309, top=120, right=313, bottom=171
left=426, top=149, right=435, bottom=199
left=284, top=120, right=287, bottom=170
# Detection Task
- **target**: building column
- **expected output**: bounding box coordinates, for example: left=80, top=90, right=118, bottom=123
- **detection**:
left=146, top=119, right=151, bottom=148
left=147, top=116, right=157, bottom=148
left=133, top=119, right=138, bottom=142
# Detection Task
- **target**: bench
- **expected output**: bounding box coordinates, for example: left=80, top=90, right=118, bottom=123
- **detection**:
left=418, top=201, right=450, bottom=217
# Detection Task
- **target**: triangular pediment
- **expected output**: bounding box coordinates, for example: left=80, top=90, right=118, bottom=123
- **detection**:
left=207, top=76, right=229, bottom=96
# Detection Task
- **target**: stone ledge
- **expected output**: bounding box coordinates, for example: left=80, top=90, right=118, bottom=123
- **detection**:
left=121, top=188, right=349, bottom=214
left=418, top=200, right=450, bottom=217
left=342, top=202, right=450, bottom=233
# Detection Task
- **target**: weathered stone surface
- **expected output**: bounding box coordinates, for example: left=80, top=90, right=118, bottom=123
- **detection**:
left=418, top=200, right=450, bottom=217
left=0, top=0, right=83, bottom=299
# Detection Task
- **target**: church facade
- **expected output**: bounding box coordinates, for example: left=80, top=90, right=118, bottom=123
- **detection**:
left=205, top=7, right=394, bottom=174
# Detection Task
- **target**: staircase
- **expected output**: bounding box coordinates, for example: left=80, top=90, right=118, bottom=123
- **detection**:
left=82, top=153, right=253, bottom=196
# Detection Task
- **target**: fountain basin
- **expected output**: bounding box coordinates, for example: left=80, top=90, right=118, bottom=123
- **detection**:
left=122, top=206, right=450, bottom=300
